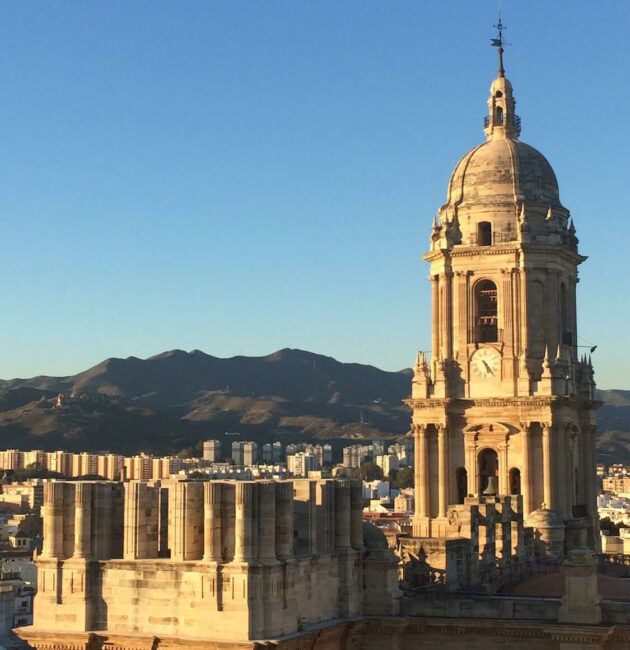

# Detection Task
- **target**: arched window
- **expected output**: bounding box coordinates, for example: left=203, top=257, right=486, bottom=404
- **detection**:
left=496, top=106, right=504, bottom=125
left=456, top=467, right=468, bottom=504
left=495, top=91, right=503, bottom=98
left=478, top=448, right=498, bottom=495
left=477, top=221, right=492, bottom=246
left=475, top=279, right=498, bottom=343
left=509, top=468, right=521, bottom=495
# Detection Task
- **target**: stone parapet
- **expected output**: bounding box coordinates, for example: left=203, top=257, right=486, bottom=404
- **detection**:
left=30, top=478, right=400, bottom=643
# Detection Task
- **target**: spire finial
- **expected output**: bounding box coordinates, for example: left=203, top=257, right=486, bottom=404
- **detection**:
left=491, top=15, right=506, bottom=78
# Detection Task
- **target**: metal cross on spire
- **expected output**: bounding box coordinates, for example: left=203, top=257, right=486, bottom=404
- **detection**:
left=490, top=16, right=506, bottom=77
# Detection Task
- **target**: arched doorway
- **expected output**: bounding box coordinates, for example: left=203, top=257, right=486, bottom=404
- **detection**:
left=455, top=467, right=467, bottom=504
left=509, top=467, right=521, bottom=495
left=478, top=448, right=498, bottom=495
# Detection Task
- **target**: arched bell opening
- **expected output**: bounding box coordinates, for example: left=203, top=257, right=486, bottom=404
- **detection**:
left=509, top=467, right=521, bottom=495
left=474, top=279, right=498, bottom=342
left=478, top=448, right=499, bottom=496
left=455, top=467, right=468, bottom=504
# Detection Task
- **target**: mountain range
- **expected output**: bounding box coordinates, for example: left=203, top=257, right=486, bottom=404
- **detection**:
left=0, top=348, right=628, bottom=463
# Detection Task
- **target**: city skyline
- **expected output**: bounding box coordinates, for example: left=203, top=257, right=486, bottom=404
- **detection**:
left=1, top=1, right=629, bottom=388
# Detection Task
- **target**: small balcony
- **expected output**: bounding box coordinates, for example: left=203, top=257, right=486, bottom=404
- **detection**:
left=468, top=231, right=515, bottom=246
left=483, top=114, right=521, bottom=130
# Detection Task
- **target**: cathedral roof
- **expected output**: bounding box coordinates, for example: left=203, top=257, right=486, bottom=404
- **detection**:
left=444, top=137, right=562, bottom=211
left=440, top=43, right=566, bottom=218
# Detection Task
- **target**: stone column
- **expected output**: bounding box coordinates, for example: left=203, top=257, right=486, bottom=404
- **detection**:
left=234, top=482, right=255, bottom=562
left=501, top=269, right=514, bottom=363
left=465, top=434, right=478, bottom=496
left=257, top=481, right=276, bottom=563
left=520, top=422, right=532, bottom=517
left=442, top=271, right=453, bottom=359
left=124, top=481, right=158, bottom=560
left=349, top=481, right=363, bottom=550
left=73, top=483, right=93, bottom=559
left=431, top=275, right=440, bottom=363
left=203, top=481, right=223, bottom=562
left=499, top=443, right=509, bottom=496
left=518, top=268, right=528, bottom=356
left=566, top=429, right=575, bottom=514
left=556, top=425, right=568, bottom=517
left=316, top=480, right=335, bottom=553
left=42, top=481, right=65, bottom=559
left=334, top=480, right=351, bottom=550
left=437, top=425, right=448, bottom=518
left=92, top=482, right=113, bottom=560
left=169, top=481, right=204, bottom=561
left=542, top=423, right=555, bottom=510
left=414, top=425, right=429, bottom=519
left=275, top=481, right=294, bottom=560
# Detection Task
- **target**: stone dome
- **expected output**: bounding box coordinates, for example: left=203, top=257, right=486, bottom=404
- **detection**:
left=445, top=138, right=562, bottom=212
left=433, top=65, right=569, bottom=246
left=362, top=522, right=389, bottom=550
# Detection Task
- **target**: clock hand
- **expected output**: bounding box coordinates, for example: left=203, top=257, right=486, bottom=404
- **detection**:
left=482, top=360, right=494, bottom=375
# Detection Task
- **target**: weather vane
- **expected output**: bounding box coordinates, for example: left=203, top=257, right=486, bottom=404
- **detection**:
left=490, top=15, right=507, bottom=77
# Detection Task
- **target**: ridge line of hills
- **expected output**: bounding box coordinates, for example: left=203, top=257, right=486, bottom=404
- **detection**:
left=0, top=348, right=628, bottom=462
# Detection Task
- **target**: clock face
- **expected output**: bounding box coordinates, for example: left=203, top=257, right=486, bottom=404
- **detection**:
left=471, top=347, right=501, bottom=379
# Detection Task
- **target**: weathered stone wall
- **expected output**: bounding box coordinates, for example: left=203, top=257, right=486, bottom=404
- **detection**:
left=19, top=616, right=630, bottom=650
left=28, top=478, right=400, bottom=642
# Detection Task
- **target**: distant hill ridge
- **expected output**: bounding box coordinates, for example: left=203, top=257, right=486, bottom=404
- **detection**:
left=0, top=348, right=411, bottom=455
left=0, top=348, right=628, bottom=462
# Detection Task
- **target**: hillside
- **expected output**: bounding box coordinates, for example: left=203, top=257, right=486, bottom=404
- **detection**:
left=0, top=349, right=629, bottom=462
left=0, top=349, right=412, bottom=455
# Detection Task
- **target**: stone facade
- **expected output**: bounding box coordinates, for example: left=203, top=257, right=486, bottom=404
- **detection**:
left=409, top=45, right=599, bottom=557
left=17, top=37, right=625, bottom=650
left=24, top=478, right=400, bottom=644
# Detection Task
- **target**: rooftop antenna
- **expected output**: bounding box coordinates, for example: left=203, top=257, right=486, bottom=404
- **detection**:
left=491, top=14, right=508, bottom=77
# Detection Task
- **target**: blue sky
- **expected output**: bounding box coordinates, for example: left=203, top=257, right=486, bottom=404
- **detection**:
left=0, top=1, right=629, bottom=388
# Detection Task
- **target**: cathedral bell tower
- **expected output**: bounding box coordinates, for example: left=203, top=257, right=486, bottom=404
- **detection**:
left=409, top=30, right=599, bottom=550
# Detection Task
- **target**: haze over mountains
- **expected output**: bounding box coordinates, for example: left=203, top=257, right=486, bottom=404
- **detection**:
left=0, top=348, right=628, bottom=462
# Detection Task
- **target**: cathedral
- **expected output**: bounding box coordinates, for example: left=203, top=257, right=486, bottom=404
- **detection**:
left=19, top=29, right=629, bottom=650
left=409, top=33, right=599, bottom=552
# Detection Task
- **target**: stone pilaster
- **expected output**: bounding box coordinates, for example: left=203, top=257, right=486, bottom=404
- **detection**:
left=520, top=422, right=532, bottom=518
left=542, top=422, right=554, bottom=510
left=334, top=480, right=351, bottom=550
left=275, top=481, right=294, bottom=560
left=124, top=481, right=159, bottom=560
left=234, top=482, right=255, bottom=562
left=437, top=424, right=448, bottom=519
left=203, top=481, right=223, bottom=562
left=73, top=482, right=93, bottom=559
left=257, top=481, right=276, bottom=563
left=350, top=481, right=363, bottom=550
left=413, top=424, right=430, bottom=537
left=169, top=481, right=204, bottom=561
left=559, top=548, right=602, bottom=625
left=42, top=481, right=65, bottom=559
